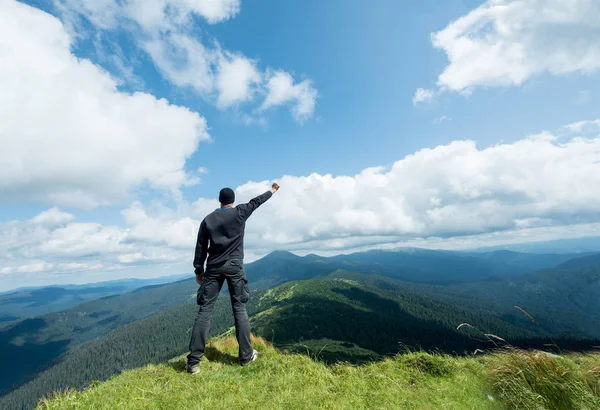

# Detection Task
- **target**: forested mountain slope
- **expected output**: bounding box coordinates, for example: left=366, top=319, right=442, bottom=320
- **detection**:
left=0, top=278, right=195, bottom=396
left=2, top=249, right=598, bottom=408
left=5, top=266, right=600, bottom=409
left=0, top=275, right=188, bottom=326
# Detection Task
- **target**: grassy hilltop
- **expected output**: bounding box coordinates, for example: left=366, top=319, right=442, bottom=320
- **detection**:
left=39, top=336, right=600, bottom=410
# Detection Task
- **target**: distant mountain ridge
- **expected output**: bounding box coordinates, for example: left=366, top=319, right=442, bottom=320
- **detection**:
left=0, top=274, right=189, bottom=326
left=467, top=236, right=600, bottom=254
left=245, top=248, right=588, bottom=289
left=0, top=274, right=190, bottom=295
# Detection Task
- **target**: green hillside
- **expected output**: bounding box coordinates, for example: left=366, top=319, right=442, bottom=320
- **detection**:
left=0, top=278, right=195, bottom=396
left=419, top=256, right=600, bottom=339
left=0, top=294, right=238, bottom=410
left=5, top=251, right=600, bottom=408
left=3, top=249, right=594, bottom=399
left=330, top=262, right=600, bottom=340
left=4, top=269, right=600, bottom=409
left=248, top=276, right=542, bottom=355
left=38, top=336, right=600, bottom=410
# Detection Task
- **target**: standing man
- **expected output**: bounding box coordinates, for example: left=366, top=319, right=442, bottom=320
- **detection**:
left=186, top=182, right=280, bottom=374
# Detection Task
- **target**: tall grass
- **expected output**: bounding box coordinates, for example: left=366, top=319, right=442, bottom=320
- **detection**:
left=38, top=334, right=600, bottom=410
left=486, top=350, right=600, bottom=410
left=457, top=306, right=600, bottom=409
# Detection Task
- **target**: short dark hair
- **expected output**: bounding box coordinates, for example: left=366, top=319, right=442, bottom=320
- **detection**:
left=219, top=187, right=235, bottom=204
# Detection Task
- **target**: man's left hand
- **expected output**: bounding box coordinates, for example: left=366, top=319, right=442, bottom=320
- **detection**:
left=195, top=271, right=204, bottom=286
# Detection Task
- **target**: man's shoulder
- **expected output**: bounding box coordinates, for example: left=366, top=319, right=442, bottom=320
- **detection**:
left=205, top=207, right=240, bottom=221
left=202, top=211, right=217, bottom=223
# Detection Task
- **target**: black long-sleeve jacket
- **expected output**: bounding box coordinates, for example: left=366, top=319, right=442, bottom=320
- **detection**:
left=193, top=191, right=272, bottom=273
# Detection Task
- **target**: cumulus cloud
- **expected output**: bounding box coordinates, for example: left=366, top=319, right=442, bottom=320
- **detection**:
left=55, top=0, right=317, bottom=121
left=124, top=0, right=241, bottom=28
left=239, top=133, right=600, bottom=252
left=56, top=0, right=241, bottom=30
left=0, top=198, right=221, bottom=288
left=424, top=0, right=600, bottom=94
left=0, top=207, right=188, bottom=284
left=216, top=53, right=261, bottom=108
left=413, top=88, right=435, bottom=105
left=144, top=35, right=315, bottom=118
left=31, top=208, right=76, bottom=227
left=0, top=1, right=209, bottom=208
left=3, top=119, right=600, bottom=290
left=143, top=33, right=216, bottom=94
left=261, top=71, right=318, bottom=123
left=167, top=122, right=600, bottom=256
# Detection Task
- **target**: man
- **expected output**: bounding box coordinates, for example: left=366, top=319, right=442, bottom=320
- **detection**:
left=186, top=182, right=280, bottom=374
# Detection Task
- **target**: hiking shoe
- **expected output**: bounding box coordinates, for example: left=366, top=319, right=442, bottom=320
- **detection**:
left=241, top=350, right=259, bottom=366
left=186, top=363, right=200, bottom=375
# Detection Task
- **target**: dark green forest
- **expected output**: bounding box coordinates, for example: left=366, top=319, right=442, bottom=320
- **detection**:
left=0, top=278, right=195, bottom=397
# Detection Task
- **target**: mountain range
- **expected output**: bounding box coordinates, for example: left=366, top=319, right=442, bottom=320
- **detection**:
left=0, top=275, right=189, bottom=327
left=1, top=248, right=599, bottom=409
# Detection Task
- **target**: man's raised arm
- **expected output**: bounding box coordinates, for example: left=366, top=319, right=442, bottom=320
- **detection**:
left=238, top=182, right=280, bottom=220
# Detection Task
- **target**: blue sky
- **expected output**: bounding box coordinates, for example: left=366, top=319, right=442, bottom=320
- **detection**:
left=1, top=0, right=600, bottom=290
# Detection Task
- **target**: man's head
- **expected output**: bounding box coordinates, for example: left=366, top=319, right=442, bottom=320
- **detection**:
left=219, top=187, right=235, bottom=207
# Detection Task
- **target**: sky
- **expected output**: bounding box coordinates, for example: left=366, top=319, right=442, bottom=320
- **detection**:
left=1, top=0, right=600, bottom=291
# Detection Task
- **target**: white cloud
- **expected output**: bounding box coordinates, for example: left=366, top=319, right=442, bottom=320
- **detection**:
left=31, top=208, right=76, bottom=227
left=58, top=262, right=104, bottom=271
left=55, top=0, right=122, bottom=30
left=179, top=0, right=241, bottom=25
left=563, top=119, right=600, bottom=135
left=0, top=1, right=209, bottom=208
left=413, top=88, right=435, bottom=105
left=216, top=53, right=261, bottom=108
left=55, top=0, right=317, bottom=121
left=15, top=262, right=54, bottom=274
left=125, top=0, right=241, bottom=29
left=0, top=209, right=185, bottom=281
left=145, top=36, right=316, bottom=119
left=0, top=267, right=13, bottom=275
left=427, top=0, right=600, bottom=93
left=238, top=132, right=600, bottom=250
left=56, top=0, right=241, bottom=31
left=433, top=115, right=451, bottom=124
left=3, top=119, right=600, bottom=290
left=261, top=71, right=318, bottom=122
left=143, top=33, right=216, bottom=94
left=121, top=201, right=208, bottom=249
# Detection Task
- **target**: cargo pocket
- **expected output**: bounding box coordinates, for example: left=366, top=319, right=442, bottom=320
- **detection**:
left=240, top=278, right=250, bottom=303
left=196, top=282, right=206, bottom=306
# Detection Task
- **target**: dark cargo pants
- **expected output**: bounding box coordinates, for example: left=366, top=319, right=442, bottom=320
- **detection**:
left=187, top=259, right=252, bottom=365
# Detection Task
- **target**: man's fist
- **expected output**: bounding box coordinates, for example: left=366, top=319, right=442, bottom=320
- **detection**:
left=270, top=182, right=280, bottom=193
